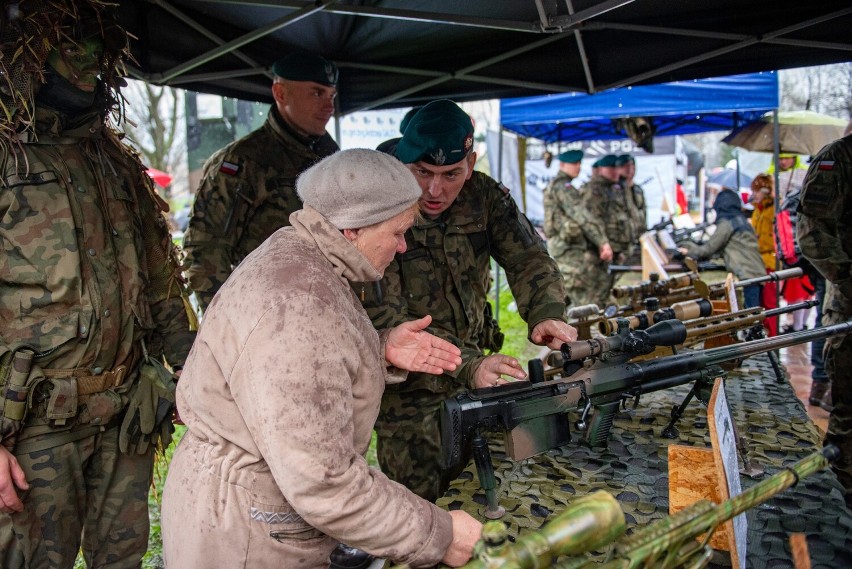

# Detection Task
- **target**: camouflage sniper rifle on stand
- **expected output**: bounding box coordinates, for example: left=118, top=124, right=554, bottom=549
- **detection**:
left=440, top=320, right=852, bottom=517
left=450, top=445, right=839, bottom=569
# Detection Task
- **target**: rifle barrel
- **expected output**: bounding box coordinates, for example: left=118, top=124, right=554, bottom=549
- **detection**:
left=762, top=299, right=819, bottom=318
left=637, top=322, right=852, bottom=382
left=731, top=267, right=803, bottom=289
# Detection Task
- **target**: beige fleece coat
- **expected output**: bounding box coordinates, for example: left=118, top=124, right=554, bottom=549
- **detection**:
left=162, top=206, right=453, bottom=568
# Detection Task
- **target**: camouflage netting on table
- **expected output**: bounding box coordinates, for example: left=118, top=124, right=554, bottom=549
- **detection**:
left=437, top=354, right=852, bottom=568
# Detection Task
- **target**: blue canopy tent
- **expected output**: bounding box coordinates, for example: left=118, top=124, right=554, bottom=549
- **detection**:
left=500, top=72, right=779, bottom=143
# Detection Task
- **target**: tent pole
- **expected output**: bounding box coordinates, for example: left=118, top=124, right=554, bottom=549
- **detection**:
left=494, top=127, right=504, bottom=325
left=772, top=109, right=781, bottom=310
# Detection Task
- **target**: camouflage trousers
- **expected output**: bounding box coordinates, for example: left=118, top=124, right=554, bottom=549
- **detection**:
left=823, top=309, right=852, bottom=508
left=375, top=387, right=466, bottom=503
left=553, top=249, right=614, bottom=309
left=0, top=424, right=154, bottom=569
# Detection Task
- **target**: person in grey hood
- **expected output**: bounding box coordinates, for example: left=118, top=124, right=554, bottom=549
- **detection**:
left=162, top=149, right=481, bottom=568
left=680, top=188, right=766, bottom=308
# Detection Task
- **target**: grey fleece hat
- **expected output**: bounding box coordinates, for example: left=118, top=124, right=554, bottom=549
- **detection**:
left=296, top=149, right=421, bottom=229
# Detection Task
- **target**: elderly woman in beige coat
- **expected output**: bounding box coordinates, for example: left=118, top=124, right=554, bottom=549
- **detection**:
left=162, top=149, right=481, bottom=568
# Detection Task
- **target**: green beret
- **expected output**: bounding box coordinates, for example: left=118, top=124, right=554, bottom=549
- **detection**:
left=592, top=158, right=603, bottom=168
left=376, top=137, right=401, bottom=155
left=272, top=53, right=338, bottom=86
left=614, top=154, right=635, bottom=166
left=598, top=154, right=618, bottom=167
left=558, top=150, right=583, bottom=164
left=395, top=100, right=474, bottom=166
left=399, top=107, right=422, bottom=134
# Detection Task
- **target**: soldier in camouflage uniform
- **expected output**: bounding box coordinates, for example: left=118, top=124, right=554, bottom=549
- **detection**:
left=363, top=100, right=577, bottom=502
left=797, top=128, right=852, bottom=509
left=578, top=154, right=633, bottom=308
left=615, top=154, right=647, bottom=241
left=0, top=2, right=196, bottom=566
left=543, top=150, right=602, bottom=308
left=183, top=53, right=339, bottom=309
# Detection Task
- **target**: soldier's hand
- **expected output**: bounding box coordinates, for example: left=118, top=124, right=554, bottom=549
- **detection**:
left=441, top=510, right=482, bottom=567
left=599, top=243, right=613, bottom=262
left=0, top=445, right=28, bottom=513
left=474, top=354, right=526, bottom=388
left=531, top=319, right=578, bottom=349
left=386, top=315, right=462, bottom=374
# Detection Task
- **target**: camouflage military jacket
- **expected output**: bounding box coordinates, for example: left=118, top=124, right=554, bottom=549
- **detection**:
left=0, top=107, right=194, bottom=443
left=581, top=175, right=634, bottom=255
left=183, top=107, right=339, bottom=308
left=682, top=219, right=766, bottom=281
left=626, top=181, right=647, bottom=236
left=365, top=171, right=566, bottom=387
left=542, top=171, right=588, bottom=257
left=798, top=134, right=852, bottom=314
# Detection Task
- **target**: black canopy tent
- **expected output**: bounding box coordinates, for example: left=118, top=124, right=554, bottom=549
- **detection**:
left=115, top=1, right=852, bottom=116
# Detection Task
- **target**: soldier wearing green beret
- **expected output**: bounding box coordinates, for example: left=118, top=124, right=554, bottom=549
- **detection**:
left=0, top=1, right=196, bottom=565
left=543, top=150, right=603, bottom=307
left=578, top=154, right=635, bottom=307
left=363, top=100, right=577, bottom=501
left=616, top=154, right=647, bottom=254
left=183, top=52, right=340, bottom=310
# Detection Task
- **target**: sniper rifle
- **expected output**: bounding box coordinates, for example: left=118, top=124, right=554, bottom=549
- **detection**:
left=440, top=321, right=852, bottom=516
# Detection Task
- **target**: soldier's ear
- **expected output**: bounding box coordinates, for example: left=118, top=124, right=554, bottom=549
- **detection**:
left=272, top=81, right=288, bottom=105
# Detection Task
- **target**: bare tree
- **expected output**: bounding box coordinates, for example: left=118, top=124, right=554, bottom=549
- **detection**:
left=780, top=63, right=852, bottom=119
left=121, top=80, right=189, bottom=203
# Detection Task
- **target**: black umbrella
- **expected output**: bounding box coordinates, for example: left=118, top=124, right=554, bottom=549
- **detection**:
left=707, top=168, right=753, bottom=190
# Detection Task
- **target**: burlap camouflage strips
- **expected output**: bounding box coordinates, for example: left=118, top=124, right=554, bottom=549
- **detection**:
left=437, top=354, right=852, bottom=568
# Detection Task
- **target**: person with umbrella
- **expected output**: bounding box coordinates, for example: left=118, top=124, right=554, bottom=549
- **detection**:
left=772, top=155, right=815, bottom=334
left=768, top=153, right=808, bottom=201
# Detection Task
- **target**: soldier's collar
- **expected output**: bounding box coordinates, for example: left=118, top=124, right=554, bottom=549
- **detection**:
left=270, top=106, right=322, bottom=148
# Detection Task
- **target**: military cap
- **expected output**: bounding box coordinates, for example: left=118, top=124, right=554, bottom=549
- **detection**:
left=272, top=53, right=338, bottom=86
left=614, top=154, right=635, bottom=166
left=592, top=158, right=603, bottom=168
left=395, top=100, right=474, bottom=166
left=558, top=150, right=583, bottom=164
left=597, top=154, right=618, bottom=167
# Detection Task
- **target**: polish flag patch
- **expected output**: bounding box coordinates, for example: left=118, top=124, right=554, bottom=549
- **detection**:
left=816, top=160, right=835, bottom=171
left=219, top=161, right=240, bottom=175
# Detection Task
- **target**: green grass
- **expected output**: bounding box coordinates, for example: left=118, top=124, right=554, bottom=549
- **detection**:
left=76, top=282, right=531, bottom=568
